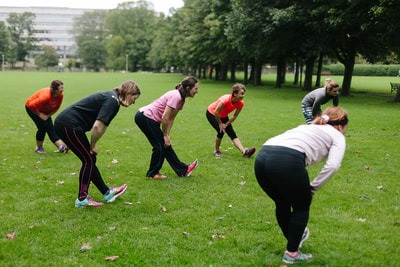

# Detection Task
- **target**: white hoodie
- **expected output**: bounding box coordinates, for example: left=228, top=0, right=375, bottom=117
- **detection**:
left=264, top=124, right=346, bottom=192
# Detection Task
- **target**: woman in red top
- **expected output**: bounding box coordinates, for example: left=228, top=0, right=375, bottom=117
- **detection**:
left=25, top=80, right=68, bottom=154
left=206, top=83, right=256, bottom=158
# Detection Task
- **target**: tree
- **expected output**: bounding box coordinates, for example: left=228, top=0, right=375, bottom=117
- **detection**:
left=72, top=10, right=108, bottom=71
left=35, top=45, right=59, bottom=70
left=6, top=12, right=38, bottom=69
left=105, top=1, right=160, bottom=71
left=0, top=21, right=10, bottom=63
left=306, top=0, right=400, bottom=96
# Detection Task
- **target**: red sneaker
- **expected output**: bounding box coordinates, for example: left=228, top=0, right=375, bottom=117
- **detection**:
left=185, top=159, right=198, bottom=177
left=243, top=147, right=256, bottom=158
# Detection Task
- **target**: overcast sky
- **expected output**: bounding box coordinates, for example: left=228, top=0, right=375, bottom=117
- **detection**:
left=0, top=0, right=184, bottom=15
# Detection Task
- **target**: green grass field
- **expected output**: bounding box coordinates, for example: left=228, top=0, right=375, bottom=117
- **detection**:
left=0, top=71, right=399, bottom=266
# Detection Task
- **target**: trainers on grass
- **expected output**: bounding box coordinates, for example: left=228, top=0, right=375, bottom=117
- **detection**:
left=282, top=250, right=312, bottom=264
left=213, top=150, right=222, bottom=157
left=299, top=227, right=310, bottom=248
left=35, top=146, right=46, bottom=154
left=75, top=196, right=103, bottom=207
left=148, top=174, right=167, bottom=179
left=104, top=184, right=127, bottom=203
left=185, top=159, right=198, bottom=177
left=243, top=147, right=256, bottom=158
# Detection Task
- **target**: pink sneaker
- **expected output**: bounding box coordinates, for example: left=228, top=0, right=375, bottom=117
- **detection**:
left=104, top=184, right=127, bottom=203
left=148, top=174, right=168, bottom=179
left=185, top=159, right=198, bottom=177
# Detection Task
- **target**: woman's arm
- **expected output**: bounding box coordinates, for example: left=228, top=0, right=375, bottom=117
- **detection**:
left=214, top=102, right=226, bottom=133
left=226, top=108, right=242, bottom=125
left=161, top=106, right=179, bottom=147
left=90, top=120, right=107, bottom=155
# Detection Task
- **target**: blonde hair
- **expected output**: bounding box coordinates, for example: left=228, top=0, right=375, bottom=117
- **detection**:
left=324, top=78, right=332, bottom=87
left=312, top=106, right=348, bottom=126
left=325, top=79, right=339, bottom=91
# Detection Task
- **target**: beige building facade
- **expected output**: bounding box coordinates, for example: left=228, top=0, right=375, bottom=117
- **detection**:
left=0, top=6, right=97, bottom=60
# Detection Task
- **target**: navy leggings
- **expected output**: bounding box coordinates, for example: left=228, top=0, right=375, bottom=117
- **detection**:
left=206, top=110, right=237, bottom=139
left=54, top=123, right=109, bottom=200
left=254, top=145, right=312, bottom=252
left=25, top=106, right=59, bottom=143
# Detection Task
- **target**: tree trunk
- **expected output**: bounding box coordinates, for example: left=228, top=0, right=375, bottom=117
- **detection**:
left=243, top=62, right=249, bottom=84
left=208, top=65, right=213, bottom=80
left=215, top=64, right=221, bottom=81
left=341, top=53, right=356, bottom=96
left=293, top=57, right=301, bottom=85
left=303, top=56, right=316, bottom=91
left=253, top=62, right=262, bottom=85
left=275, top=56, right=286, bottom=88
left=230, top=64, right=236, bottom=82
left=315, top=51, right=323, bottom=87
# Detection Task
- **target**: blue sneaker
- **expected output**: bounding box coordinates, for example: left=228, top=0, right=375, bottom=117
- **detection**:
left=282, top=250, right=312, bottom=264
left=75, top=196, right=103, bottom=207
left=35, top=146, right=46, bottom=154
left=104, top=184, right=127, bottom=203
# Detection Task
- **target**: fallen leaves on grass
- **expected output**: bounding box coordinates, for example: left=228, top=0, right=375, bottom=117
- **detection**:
left=6, top=232, right=16, bottom=239
left=160, top=205, right=167, bottom=212
left=182, top=232, right=190, bottom=238
left=212, top=234, right=226, bottom=239
left=105, top=255, right=119, bottom=261
left=80, top=243, right=92, bottom=252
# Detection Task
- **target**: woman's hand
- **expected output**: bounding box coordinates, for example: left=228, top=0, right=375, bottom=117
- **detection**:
left=164, top=135, right=171, bottom=147
left=90, top=144, right=99, bottom=155
left=219, top=123, right=226, bottom=133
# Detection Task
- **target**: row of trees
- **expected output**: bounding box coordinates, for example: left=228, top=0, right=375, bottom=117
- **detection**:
left=1, top=0, right=400, bottom=95
left=72, top=0, right=400, bottom=95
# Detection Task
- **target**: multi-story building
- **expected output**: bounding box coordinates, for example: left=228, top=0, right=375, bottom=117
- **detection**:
left=0, top=6, right=97, bottom=60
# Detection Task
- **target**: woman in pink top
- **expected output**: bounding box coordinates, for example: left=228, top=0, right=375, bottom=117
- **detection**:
left=135, top=76, right=199, bottom=179
left=206, top=83, right=255, bottom=158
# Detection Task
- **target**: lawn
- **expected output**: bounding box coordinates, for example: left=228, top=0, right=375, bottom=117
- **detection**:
left=0, top=71, right=399, bottom=266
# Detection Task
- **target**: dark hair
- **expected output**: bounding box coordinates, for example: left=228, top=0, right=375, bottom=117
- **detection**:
left=231, top=83, right=246, bottom=96
left=50, top=80, right=63, bottom=94
left=175, top=76, right=198, bottom=98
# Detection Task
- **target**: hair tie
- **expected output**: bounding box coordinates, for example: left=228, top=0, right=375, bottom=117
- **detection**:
left=322, top=114, right=329, bottom=122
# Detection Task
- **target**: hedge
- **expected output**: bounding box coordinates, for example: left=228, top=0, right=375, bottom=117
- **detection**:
left=322, top=64, right=400, bottom=76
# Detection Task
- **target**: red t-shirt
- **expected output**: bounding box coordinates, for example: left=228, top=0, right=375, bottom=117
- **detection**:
left=207, top=94, right=244, bottom=118
left=25, top=88, right=64, bottom=115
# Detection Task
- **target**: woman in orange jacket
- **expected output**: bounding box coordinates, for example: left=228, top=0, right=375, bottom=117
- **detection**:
left=25, top=80, right=68, bottom=154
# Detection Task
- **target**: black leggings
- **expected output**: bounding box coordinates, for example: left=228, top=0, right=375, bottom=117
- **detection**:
left=134, top=111, right=188, bottom=177
left=254, top=145, right=312, bottom=252
left=25, top=106, right=59, bottom=143
left=54, top=123, right=109, bottom=200
left=206, top=110, right=237, bottom=139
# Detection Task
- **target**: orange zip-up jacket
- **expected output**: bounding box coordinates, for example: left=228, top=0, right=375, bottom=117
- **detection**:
left=25, top=88, right=64, bottom=115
